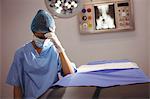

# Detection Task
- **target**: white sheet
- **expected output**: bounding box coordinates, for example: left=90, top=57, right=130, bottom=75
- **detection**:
left=77, top=62, right=139, bottom=73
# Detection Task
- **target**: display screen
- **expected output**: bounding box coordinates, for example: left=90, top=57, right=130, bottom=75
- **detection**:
left=118, top=3, right=129, bottom=7
left=94, top=3, right=116, bottom=30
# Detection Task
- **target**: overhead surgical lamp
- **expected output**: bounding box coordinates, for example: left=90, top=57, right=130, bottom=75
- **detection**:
left=45, top=0, right=83, bottom=18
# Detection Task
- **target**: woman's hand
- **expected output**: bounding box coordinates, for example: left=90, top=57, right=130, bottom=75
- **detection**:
left=45, top=32, right=75, bottom=75
left=45, top=33, right=65, bottom=53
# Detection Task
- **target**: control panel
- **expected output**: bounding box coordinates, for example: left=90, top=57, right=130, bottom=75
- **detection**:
left=78, top=0, right=134, bottom=34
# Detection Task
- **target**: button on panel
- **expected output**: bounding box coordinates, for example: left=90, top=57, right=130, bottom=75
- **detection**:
left=82, top=16, right=87, bottom=21
left=79, top=4, right=94, bottom=31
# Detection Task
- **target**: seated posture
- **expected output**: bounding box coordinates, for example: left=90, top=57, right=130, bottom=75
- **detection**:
left=6, top=9, right=76, bottom=99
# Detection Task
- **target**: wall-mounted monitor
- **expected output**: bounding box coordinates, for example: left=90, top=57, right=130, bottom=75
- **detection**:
left=78, top=0, right=134, bottom=34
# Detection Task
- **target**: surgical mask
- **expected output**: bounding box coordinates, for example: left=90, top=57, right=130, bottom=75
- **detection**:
left=33, top=36, right=45, bottom=48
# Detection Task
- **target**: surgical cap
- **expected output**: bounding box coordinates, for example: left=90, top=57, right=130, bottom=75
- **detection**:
left=31, top=9, right=55, bottom=33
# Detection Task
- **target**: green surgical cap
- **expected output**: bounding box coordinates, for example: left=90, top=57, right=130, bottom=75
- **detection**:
left=31, top=9, right=55, bottom=33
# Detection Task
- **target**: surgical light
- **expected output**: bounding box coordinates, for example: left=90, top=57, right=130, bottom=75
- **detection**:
left=45, top=0, right=82, bottom=18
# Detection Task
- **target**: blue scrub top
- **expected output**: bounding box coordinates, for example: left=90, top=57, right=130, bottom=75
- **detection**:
left=6, top=40, right=72, bottom=99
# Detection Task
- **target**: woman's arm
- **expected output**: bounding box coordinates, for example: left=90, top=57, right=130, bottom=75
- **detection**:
left=59, top=51, right=75, bottom=76
left=46, top=33, right=75, bottom=75
left=14, top=86, right=22, bottom=99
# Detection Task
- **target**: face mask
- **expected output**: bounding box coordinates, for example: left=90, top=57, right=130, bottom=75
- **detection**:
left=33, top=36, right=45, bottom=48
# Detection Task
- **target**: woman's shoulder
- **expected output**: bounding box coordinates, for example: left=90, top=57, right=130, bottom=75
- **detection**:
left=15, top=41, right=32, bottom=56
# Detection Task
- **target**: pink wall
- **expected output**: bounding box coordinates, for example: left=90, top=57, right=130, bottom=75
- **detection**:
left=0, top=0, right=2, bottom=98
left=1, top=0, right=150, bottom=98
left=148, top=0, right=150, bottom=91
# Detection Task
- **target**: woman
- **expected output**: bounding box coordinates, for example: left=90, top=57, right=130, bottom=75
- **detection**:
left=6, top=9, right=76, bottom=99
